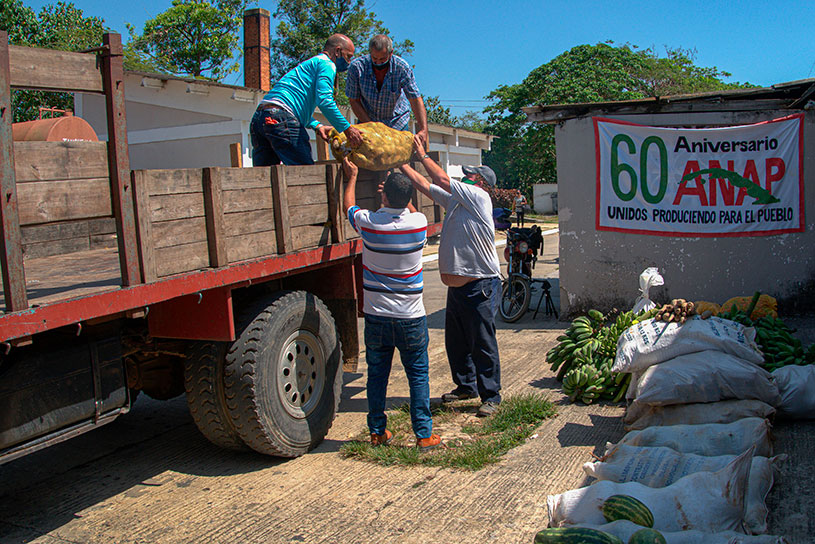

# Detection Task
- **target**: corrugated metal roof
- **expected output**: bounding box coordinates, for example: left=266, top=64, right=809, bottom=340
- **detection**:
left=523, top=78, right=815, bottom=123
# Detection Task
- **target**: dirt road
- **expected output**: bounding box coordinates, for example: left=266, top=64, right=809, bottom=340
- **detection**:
left=1, top=229, right=811, bottom=543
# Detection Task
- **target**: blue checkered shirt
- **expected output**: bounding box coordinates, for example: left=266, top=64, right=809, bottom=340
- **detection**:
left=345, top=55, right=421, bottom=131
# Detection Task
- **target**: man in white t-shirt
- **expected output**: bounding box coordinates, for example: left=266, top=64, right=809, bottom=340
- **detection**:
left=400, top=137, right=502, bottom=418
left=342, top=158, right=441, bottom=451
left=514, top=193, right=527, bottom=227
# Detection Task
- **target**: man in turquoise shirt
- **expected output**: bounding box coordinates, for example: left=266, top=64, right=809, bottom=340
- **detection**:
left=251, top=34, right=363, bottom=166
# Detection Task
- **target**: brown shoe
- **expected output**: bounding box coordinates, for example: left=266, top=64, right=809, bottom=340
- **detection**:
left=370, top=429, right=393, bottom=447
left=477, top=401, right=499, bottom=417
left=416, top=434, right=441, bottom=452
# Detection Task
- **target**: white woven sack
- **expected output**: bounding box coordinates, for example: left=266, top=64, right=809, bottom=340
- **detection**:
left=629, top=351, right=781, bottom=407
left=583, top=444, right=785, bottom=534
left=772, top=365, right=815, bottom=419
left=613, top=316, right=763, bottom=374
left=583, top=520, right=788, bottom=543
left=608, top=417, right=773, bottom=457
left=548, top=447, right=753, bottom=532
left=624, top=399, right=776, bottom=431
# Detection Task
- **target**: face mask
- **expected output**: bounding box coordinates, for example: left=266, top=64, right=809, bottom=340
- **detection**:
left=371, top=57, right=389, bottom=69
left=334, top=52, right=349, bottom=72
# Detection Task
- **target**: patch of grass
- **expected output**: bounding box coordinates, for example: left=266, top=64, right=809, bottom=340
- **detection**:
left=526, top=213, right=558, bottom=224
left=339, top=393, right=556, bottom=471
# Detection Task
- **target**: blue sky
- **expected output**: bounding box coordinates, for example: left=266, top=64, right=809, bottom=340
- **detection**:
left=22, top=0, right=815, bottom=115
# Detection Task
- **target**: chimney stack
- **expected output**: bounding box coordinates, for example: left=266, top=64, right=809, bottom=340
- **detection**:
left=244, top=8, right=270, bottom=91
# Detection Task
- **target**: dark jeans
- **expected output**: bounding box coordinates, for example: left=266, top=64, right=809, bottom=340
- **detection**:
left=445, top=277, right=502, bottom=404
left=364, top=314, right=433, bottom=439
left=516, top=211, right=525, bottom=227
left=250, top=107, right=314, bottom=166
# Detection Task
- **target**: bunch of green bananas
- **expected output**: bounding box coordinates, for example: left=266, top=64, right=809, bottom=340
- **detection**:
left=562, top=365, right=606, bottom=404
left=716, top=309, right=815, bottom=371
left=546, top=307, right=658, bottom=404
left=754, top=316, right=815, bottom=370
left=546, top=310, right=607, bottom=381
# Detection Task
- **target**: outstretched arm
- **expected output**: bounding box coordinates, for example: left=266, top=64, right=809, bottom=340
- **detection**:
left=399, top=164, right=432, bottom=200
left=342, top=157, right=359, bottom=214
left=409, top=96, right=428, bottom=149
left=410, top=135, right=451, bottom=193
left=349, top=98, right=371, bottom=124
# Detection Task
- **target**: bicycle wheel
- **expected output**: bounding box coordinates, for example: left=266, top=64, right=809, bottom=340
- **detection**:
left=500, top=276, right=531, bottom=323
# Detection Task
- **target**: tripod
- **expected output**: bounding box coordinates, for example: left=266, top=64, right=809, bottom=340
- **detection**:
left=532, top=279, right=558, bottom=319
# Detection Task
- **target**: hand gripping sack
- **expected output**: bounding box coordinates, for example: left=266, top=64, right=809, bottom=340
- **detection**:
left=329, top=122, right=413, bottom=171
left=582, top=521, right=788, bottom=543
left=583, top=444, right=786, bottom=534
left=548, top=447, right=754, bottom=532
left=609, top=417, right=773, bottom=457
left=624, top=399, right=776, bottom=431
left=628, top=351, right=781, bottom=407
left=613, top=316, right=763, bottom=374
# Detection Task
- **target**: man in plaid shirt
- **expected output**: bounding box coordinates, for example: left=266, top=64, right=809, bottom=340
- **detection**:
left=345, top=35, right=429, bottom=147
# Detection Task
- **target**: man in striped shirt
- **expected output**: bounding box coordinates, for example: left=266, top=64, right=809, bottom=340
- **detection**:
left=342, top=158, right=441, bottom=451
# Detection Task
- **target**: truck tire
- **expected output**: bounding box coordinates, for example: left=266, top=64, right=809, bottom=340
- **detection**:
left=224, top=291, right=342, bottom=457
left=184, top=342, right=248, bottom=451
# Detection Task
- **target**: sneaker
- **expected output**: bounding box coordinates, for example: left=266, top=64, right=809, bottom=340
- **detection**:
left=370, top=429, right=393, bottom=447
left=441, top=389, right=477, bottom=403
left=477, top=401, right=499, bottom=417
left=416, top=434, right=441, bottom=452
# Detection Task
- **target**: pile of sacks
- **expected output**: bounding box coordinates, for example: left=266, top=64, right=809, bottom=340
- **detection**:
left=546, top=315, right=797, bottom=543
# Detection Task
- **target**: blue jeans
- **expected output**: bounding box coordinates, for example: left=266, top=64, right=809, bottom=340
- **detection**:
left=364, top=314, right=433, bottom=439
left=445, top=277, right=502, bottom=404
left=250, top=107, right=314, bottom=166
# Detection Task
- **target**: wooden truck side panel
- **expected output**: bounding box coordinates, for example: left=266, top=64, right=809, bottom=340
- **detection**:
left=0, top=34, right=444, bottom=462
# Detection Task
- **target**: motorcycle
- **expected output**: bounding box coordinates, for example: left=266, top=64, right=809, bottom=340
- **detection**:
left=499, top=225, right=545, bottom=323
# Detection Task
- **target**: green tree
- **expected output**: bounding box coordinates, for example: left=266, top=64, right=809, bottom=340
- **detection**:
left=0, top=0, right=107, bottom=122
left=483, top=42, right=753, bottom=195
left=126, top=0, right=248, bottom=80
left=0, top=0, right=38, bottom=45
left=455, top=110, right=487, bottom=132
left=424, top=95, right=453, bottom=126
left=271, top=0, right=413, bottom=82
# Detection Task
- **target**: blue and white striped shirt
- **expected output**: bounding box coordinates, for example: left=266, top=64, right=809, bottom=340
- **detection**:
left=348, top=205, right=427, bottom=318
left=345, top=55, right=420, bottom=131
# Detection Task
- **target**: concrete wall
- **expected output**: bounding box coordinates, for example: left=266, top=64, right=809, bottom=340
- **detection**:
left=532, top=183, right=558, bottom=214
left=555, top=108, right=815, bottom=317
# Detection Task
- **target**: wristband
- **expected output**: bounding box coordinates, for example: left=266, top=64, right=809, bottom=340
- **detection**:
left=421, top=154, right=430, bottom=160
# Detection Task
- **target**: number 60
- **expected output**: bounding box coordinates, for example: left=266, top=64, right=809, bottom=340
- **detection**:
left=610, top=134, right=668, bottom=204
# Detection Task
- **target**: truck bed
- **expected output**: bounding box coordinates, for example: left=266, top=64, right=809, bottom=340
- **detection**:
left=1, top=247, right=120, bottom=309
left=1, top=143, right=441, bottom=341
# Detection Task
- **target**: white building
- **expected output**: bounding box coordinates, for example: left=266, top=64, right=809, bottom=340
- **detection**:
left=75, top=71, right=492, bottom=172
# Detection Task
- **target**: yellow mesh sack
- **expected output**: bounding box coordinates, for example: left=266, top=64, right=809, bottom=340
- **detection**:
left=694, top=301, right=721, bottom=316
left=329, top=122, right=413, bottom=171
left=720, top=295, right=778, bottom=319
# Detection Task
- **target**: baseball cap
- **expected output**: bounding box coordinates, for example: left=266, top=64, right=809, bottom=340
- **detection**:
left=461, top=165, right=497, bottom=187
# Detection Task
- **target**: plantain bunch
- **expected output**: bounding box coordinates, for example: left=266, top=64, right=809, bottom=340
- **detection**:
left=546, top=307, right=658, bottom=404
left=717, top=292, right=815, bottom=371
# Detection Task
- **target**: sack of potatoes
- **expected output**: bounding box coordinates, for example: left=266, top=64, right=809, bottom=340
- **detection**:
left=329, top=122, right=414, bottom=171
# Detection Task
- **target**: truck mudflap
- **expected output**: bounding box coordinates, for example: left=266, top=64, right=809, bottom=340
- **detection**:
left=0, top=331, right=130, bottom=465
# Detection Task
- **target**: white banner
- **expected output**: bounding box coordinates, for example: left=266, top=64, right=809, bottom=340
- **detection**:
left=594, top=114, right=804, bottom=237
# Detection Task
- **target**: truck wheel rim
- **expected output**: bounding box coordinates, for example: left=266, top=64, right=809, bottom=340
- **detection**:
left=278, top=330, right=325, bottom=418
